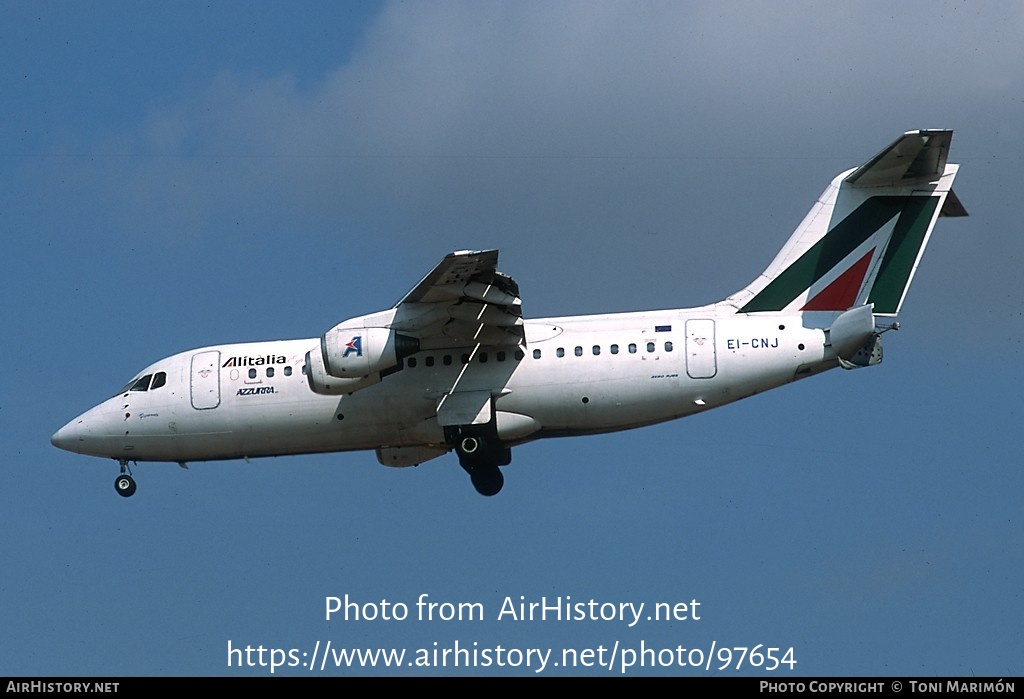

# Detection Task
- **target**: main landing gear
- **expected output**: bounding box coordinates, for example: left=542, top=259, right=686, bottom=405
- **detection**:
left=115, top=459, right=137, bottom=497
left=449, top=428, right=510, bottom=497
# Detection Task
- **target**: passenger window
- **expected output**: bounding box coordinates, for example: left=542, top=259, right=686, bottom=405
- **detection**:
left=533, top=349, right=541, bottom=359
left=425, top=356, right=435, bottom=367
left=610, top=344, right=619, bottom=355
left=574, top=346, right=583, bottom=357
left=266, top=367, right=275, bottom=378
left=284, top=366, right=292, bottom=376
left=629, top=343, right=637, bottom=354
left=479, top=352, right=488, bottom=363
left=665, top=341, right=673, bottom=352
left=443, top=355, right=453, bottom=366
left=461, top=354, right=470, bottom=365
left=150, top=372, right=167, bottom=390
left=407, top=357, right=417, bottom=368
left=592, top=345, right=600, bottom=355
left=514, top=350, right=524, bottom=361
left=557, top=348, right=565, bottom=358
left=497, top=351, right=506, bottom=362
left=248, top=368, right=257, bottom=379
left=647, top=342, right=655, bottom=353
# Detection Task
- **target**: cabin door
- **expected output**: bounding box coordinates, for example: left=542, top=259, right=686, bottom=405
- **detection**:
left=190, top=351, right=221, bottom=409
left=685, top=319, right=717, bottom=379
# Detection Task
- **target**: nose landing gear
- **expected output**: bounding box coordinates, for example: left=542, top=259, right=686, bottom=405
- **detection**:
left=115, top=459, right=137, bottom=497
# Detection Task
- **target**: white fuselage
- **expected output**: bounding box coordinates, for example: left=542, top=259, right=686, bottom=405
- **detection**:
left=52, top=305, right=831, bottom=465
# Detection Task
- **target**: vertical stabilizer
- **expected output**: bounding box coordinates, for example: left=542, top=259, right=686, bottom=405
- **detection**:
left=726, top=130, right=966, bottom=317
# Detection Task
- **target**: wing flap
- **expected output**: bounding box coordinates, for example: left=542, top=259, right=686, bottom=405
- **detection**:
left=437, top=390, right=492, bottom=427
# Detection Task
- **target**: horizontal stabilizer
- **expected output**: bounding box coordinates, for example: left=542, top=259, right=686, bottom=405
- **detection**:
left=845, top=130, right=953, bottom=187
left=941, top=189, right=968, bottom=217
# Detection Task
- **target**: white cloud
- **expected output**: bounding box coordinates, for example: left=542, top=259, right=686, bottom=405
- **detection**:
left=34, top=1, right=1024, bottom=316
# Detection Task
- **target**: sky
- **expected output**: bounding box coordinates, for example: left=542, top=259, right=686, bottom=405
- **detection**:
left=2, top=0, right=1022, bottom=678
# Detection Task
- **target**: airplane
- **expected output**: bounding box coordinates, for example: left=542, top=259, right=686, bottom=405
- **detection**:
left=51, top=129, right=967, bottom=497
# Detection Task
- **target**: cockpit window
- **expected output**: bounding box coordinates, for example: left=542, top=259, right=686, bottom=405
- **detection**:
left=150, top=372, right=167, bottom=390
left=117, top=371, right=166, bottom=395
left=128, top=376, right=151, bottom=392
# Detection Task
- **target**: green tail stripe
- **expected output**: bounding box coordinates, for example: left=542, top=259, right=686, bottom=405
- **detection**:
left=866, top=197, right=939, bottom=313
left=740, top=196, right=917, bottom=313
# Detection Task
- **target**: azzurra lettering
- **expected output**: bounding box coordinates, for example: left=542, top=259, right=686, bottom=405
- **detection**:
left=236, top=387, right=276, bottom=396
left=222, top=355, right=287, bottom=368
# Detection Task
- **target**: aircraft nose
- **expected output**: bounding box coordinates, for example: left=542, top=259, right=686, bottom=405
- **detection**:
left=51, top=420, right=85, bottom=453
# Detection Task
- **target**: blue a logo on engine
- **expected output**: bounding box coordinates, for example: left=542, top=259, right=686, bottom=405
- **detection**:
left=343, top=335, right=363, bottom=358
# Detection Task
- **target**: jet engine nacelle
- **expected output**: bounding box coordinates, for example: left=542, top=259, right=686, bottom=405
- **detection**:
left=321, top=325, right=420, bottom=378
left=304, top=347, right=382, bottom=396
left=305, top=319, right=421, bottom=395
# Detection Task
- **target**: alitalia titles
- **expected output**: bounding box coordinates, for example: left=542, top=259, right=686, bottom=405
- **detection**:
left=223, top=355, right=287, bottom=368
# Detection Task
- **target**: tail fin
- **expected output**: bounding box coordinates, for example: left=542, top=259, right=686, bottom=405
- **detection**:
left=727, top=130, right=967, bottom=316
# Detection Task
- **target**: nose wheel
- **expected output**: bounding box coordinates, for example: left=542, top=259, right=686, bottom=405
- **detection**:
left=115, top=459, right=137, bottom=497
left=115, top=474, right=137, bottom=497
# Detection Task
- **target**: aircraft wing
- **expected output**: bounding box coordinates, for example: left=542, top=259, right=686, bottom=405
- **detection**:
left=391, top=250, right=525, bottom=350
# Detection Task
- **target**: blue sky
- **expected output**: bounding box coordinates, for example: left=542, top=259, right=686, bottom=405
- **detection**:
left=2, top=1, right=1022, bottom=677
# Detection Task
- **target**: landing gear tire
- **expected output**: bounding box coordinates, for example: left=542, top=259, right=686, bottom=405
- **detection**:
left=469, top=464, right=504, bottom=497
left=115, top=474, right=137, bottom=498
left=455, top=441, right=506, bottom=496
